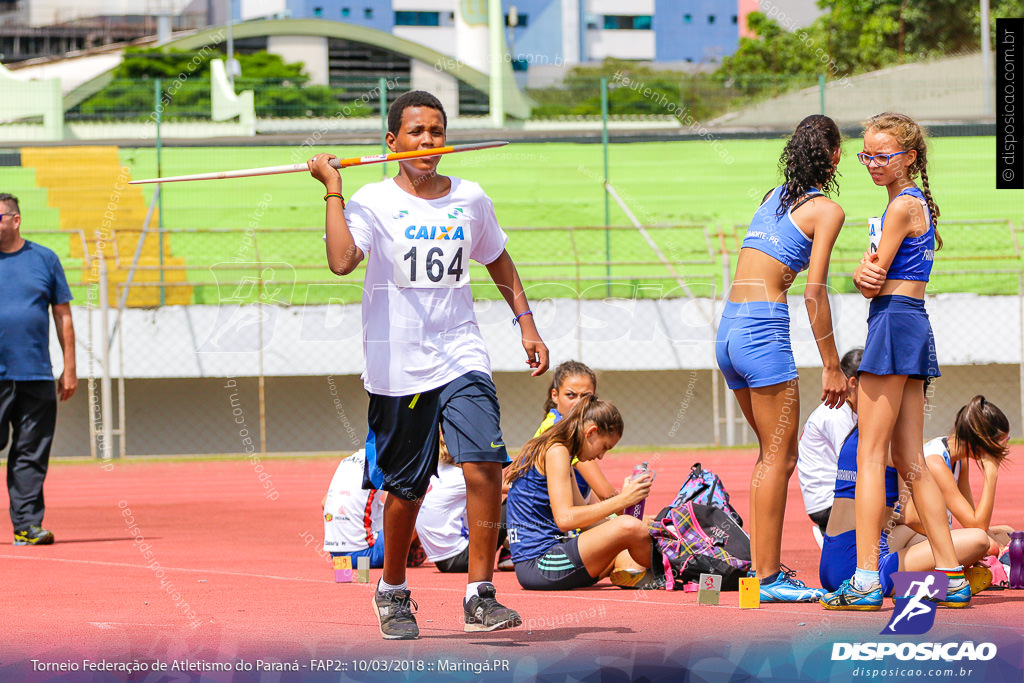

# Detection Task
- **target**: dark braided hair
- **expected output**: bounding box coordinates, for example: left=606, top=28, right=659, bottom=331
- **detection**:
left=542, top=360, right=597, bottom=415
left=864, top=112, right=942, bottom=250
left=775, top=114, right=842, bottom=219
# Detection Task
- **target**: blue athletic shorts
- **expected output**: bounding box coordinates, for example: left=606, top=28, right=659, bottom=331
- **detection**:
left=860, top=295, right=940, bottom=379
left=331, top=534, right=385, bottom=568
left=819, top=528, right=900, bottom=595
left=514, top=536, right=598, bottom=591
left=364, top=371, right=509, bottom=501
left=716, top=300, right=797, bottom=390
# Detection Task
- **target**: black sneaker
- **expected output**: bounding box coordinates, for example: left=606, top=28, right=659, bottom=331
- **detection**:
left=463, top=583, right=522, bottom=633
left=371, top=588, right=419, bottom=640
left=14, top=525, right=54, bottom=546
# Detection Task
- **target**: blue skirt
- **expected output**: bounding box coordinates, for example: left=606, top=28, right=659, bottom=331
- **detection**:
left=859, top=295, right=940, bottom=379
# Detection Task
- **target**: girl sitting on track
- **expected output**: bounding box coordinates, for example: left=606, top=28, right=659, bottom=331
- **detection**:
left=798, top=347, right=863, bottom=540
left=716, top=114, right=848, bottom=602
left=535, top=361, right=617, bottom=502
left=505, top=395, right=653, bottom=590
left=323, top=449, right=385, bottom=567
left=886, top=396, right=1013, bottom=571
left=822, top=112, right=970, bottom=610
left=819, top=394, right=1007, bottom=597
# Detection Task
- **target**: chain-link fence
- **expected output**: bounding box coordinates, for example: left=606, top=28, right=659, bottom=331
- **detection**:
left=21, top=217, right=1023, bottom=461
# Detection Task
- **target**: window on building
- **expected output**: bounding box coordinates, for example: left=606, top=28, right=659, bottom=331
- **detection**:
left=683, top=14, right=692, bottom=24
left=313, top=7, right=322, bottom=17
left=395, top=11, right=440, bottom=26
left=603, top=15, right=653, bottom=30
left=505, top=13, right=528, bottom=27
left=708, top=15, right=715, bottom=24
left=731, top=15, right=738, bottom=24
left=364, top=8, right=373, bottom=19
left=341, top=7, right=350, bottom=17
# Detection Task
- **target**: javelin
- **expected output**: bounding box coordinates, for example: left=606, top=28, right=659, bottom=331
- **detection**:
left=129, top=141, right=509, bottom=184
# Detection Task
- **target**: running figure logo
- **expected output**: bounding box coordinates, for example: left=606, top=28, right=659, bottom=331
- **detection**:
left=883, top=572, right=949, bottom=635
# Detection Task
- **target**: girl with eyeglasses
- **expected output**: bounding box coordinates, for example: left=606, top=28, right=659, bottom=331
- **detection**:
left=822, top=112, right=969, bottom=610
left=716, top=114, right=848, bottom=603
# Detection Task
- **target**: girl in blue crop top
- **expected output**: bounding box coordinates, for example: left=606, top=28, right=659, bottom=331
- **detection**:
left=715, top=114, right=847, bottom=603
left=824, top=112, right=968, bottom=610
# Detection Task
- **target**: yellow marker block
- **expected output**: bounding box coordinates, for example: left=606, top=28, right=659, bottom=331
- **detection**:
left=739, top=577, right=761, bottom=609
left=333, top=555, right=353, bottom=582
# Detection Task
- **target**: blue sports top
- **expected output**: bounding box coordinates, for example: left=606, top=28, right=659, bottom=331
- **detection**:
left=506, top=464, right=568, bottom=562
left=740, top=185, right=820, bottom=272
left=833, top=427, right=900, bottom=508
left=535, top=409, right=591, bottom=500
left=880, top=187, right=935, bottom=282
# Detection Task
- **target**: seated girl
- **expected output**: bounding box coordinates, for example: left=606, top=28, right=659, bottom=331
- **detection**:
left=820, top=395, right=1008, bottom=602
left=535, top=360, right=618, bottom=502
left=323, top=449, right=385, bottom=567
left=887, top=395, right=1012, bottom=574
left=505, top=395, right=653, bottom=590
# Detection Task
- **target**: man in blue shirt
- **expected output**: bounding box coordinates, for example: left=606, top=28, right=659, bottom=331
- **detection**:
left=0, top=193, right=76, bottom=545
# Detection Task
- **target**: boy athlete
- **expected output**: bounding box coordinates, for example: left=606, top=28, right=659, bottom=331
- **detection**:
left=309, top=90, right=548, bottom=639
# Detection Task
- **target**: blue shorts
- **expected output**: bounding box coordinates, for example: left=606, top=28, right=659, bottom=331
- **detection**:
left=860, top=295, right=941, bottom=379
left=819, top=528, right=899, bottom=595
left=716, top=300, right=797, bottom=390
left=331, top=534, right=385, bottom=568
left=364, top=371, right=509, bottom=501
left=514, top=536, right=598, bottom=591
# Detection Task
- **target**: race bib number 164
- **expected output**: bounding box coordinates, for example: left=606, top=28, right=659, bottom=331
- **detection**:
left=392, top=220, right=472, bottom=288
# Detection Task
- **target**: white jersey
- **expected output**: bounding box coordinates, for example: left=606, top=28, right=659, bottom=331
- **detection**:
left=923, top=436, right=961, bottom=529
left=323, top=450, right=383, bottom=553
left=797, top=401, right=856, bottom=515
left=344, top=177, right=509, bottom=396
left=414, top=461, right=469, bottom=562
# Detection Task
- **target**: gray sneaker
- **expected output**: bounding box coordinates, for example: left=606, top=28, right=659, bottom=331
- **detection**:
left=463, top=583, right=522, bottom=633
left=372, top=588, right=419, bottom=640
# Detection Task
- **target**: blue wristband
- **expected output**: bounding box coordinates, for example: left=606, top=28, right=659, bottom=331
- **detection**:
left=513, top=310, right=533, bottom=326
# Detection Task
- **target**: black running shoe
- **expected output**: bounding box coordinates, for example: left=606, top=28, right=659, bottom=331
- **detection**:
left=372, top=588, right=419, bottom=640
left=13, top=525, right=54, bottom=546
left=463, top=583, right=522, bottom=633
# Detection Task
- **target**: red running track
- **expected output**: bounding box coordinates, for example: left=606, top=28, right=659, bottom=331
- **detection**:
left=1, top=448, right=1023, bottom=681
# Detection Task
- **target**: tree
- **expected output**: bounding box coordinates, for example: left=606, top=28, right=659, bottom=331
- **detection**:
left=72, top=48, right=351, bottom=119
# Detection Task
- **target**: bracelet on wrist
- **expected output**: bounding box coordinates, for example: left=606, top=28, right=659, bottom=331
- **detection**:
left=513, top=310, right=533, bottom=326
left=324, top=192, right=345, bottom=208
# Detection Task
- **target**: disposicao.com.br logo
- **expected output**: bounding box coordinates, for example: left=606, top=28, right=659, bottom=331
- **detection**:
left=831, top=572, right=998, bottom=663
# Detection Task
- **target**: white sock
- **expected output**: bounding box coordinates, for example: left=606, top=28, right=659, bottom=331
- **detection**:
left=853, top=568, right=880, bottom=590
left=466, top=581, right=491, bottom=602
left=378, top=578, right=407, bottom=593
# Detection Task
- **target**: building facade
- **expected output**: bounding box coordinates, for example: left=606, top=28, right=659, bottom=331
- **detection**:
left=237, top=0, right=822, bottom=67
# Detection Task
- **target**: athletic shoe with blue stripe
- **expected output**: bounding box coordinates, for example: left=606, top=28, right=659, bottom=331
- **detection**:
left=931, top=579, right=972, bottom=608
left=759, top=566, right=825, bottom=603
left=820, top=579, right=883, bottom=611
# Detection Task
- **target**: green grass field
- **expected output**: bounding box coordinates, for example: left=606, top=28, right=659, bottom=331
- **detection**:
left=12, top=136, right=1023, bottom=305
